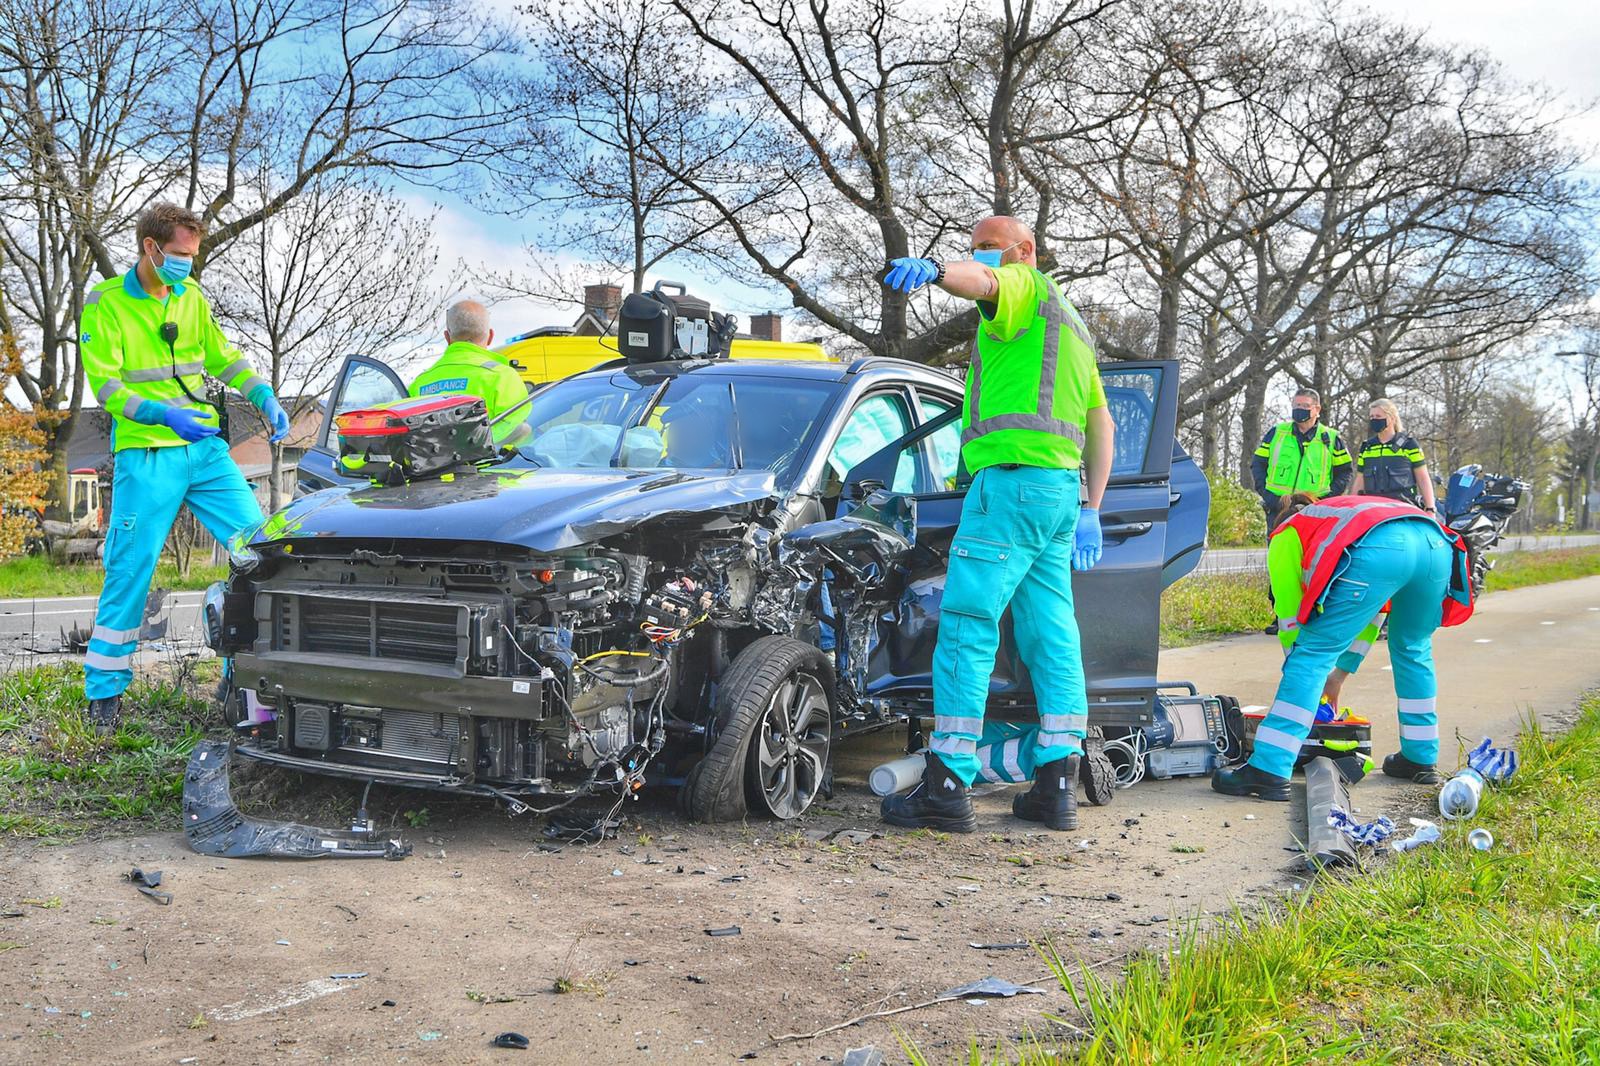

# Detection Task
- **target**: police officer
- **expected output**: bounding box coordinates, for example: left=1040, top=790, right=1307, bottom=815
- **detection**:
left=80, top=203, right=289, bottom=731
left=410, top=300, right=531, bottom=445
left=1252, top=387, right=1352, bottom=635
left=1353, top=397, right=1435, bottom=510
left=1252, top=387, right=1352, bottom=524
left=875, top=216, right=1115, bottom=833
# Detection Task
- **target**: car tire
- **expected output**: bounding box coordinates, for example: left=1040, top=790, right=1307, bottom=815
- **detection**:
left=1080, top=729, right=1116, bottom=807
left=681, top=636, right=835, bottom=824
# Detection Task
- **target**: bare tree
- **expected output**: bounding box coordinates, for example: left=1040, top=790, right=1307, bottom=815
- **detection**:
left=208, top=173, right=441, bottom=510
left=494, top=0, right=736, bottom=295
left=0, top=0, right=185, bottom=515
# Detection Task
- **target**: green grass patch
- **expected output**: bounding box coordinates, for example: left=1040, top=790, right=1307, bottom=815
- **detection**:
left=0, top=660, right=219, bottom=839
left=0, top=554, right=227, bottom=598
left=906, top=694, right=1600, bottom=1064
left=1160, top=572, right=1270, bottom=648
left=1485, top=547, right=1600, bottom=592
left=1162, top=545, right=1600, bottom=648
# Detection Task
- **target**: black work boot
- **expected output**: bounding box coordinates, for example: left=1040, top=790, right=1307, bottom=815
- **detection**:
left=1382, top=752, right=1444, bottom=785
left=1211, top=763, right=1291, bottom=801
left=880, top=752, right=977, bottom=833
left=87, top=696, right=123, bottom=736
left=1012, top=755, right=1079, bottom=830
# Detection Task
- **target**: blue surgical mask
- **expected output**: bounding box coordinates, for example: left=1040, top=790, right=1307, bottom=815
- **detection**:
left=152, top=245, right=193, bottom=285
left=971, top=239, right=1021, bottom=269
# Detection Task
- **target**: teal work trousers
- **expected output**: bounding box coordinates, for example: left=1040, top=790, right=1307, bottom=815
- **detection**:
left=931, top=465, right=1087, bottom=785
left=85, top=437, right=263, bottom=700
left=1249, top=518, right=1452, bottom=778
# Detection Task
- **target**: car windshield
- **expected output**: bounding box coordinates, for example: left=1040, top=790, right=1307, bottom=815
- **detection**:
left=509, top=370, right=836, bottom=481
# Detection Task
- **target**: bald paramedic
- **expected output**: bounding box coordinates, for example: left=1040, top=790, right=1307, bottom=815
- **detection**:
left=410, top=301, right=531, bottom=445
left=876, top=216, right=1115, bottom=834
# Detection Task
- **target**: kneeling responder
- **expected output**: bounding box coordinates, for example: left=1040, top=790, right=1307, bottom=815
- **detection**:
left=81, top=203, right=289, bottom=731
left=1213, top=493, right=1474, bottom=799
left=410, top=300, right=531, bottom=446
left=876, top=215, right=1115, bottom=833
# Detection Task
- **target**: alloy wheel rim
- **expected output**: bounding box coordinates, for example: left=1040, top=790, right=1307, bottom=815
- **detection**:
left=754, top=671, right=830, bottom=819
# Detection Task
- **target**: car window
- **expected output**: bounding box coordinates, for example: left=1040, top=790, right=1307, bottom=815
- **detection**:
left=516, top=371, right=834, bottom=482
left=826, top=393, right=914, bottom=494
left=1101, top=367, right=1161, bottom=477
left=324, top=361, right=407, bottom=448
left=919, top=395, right=963, bottom=492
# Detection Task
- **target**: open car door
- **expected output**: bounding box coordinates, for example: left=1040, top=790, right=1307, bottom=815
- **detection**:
left=294, top=355, right=409, bottom=497
left=845, top=360, right=1188, bottom=730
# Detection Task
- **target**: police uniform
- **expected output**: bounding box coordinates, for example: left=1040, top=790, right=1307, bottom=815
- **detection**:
left=79, top=269, right=272, bottom=702
left=925, top=262, right=1106, bottom=785
left=1356, top=432, right=1427, bottom=504
left=1252, top=421, right=1352, bottom=520
left=410, top=341, right=529, bottom=444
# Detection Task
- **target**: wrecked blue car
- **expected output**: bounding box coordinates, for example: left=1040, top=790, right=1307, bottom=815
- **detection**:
left=207, top=351, right=1207, bottom=822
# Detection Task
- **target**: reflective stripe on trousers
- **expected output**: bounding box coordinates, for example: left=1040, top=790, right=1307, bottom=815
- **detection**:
left=85, top=437, right=264, bottom=701
left=931, top=465, right=1088, bottom=785
left=1248, top=520, right=1452, bottom=778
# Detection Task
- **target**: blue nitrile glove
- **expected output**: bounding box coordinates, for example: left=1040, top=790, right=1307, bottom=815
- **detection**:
left=1072, top=507, right=1102, bottom=571
left=884, top=257, right=939, bottom=294
left=252, top=387, right=291, bottom=443
left=160, top=403, right=219, bottom=442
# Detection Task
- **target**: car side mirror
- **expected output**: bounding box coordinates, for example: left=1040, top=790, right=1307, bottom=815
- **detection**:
left=846, top=477, right=885, bottom=503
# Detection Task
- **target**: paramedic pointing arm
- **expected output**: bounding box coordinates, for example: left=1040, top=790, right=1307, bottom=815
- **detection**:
left=877, top=216, right=1114, bottom=834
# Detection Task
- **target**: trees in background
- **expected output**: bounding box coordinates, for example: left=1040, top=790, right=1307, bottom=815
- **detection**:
left=0, top=0, right=523, bottom=515
left=208, top=173, right=441, bottom=511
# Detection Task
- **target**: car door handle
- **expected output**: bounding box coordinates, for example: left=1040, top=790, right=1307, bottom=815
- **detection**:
left=1101, top=520, right=1153, bottom=538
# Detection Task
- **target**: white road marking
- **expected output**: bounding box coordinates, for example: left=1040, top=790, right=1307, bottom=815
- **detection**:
left=211, top=978, right=349, bottom=1022
left=1541, top=621, right=1556, bottom=626
left=1474, top=639, right=1493, bottom=644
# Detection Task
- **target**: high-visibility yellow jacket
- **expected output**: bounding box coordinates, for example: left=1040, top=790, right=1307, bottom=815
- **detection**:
left=80, top=270, right=266, bottom=451
left=409, top=341, right=530, bottom=444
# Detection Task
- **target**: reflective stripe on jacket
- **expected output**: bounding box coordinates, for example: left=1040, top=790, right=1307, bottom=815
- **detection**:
left=80, top=270, right=264, bottom=451
left=1257, top=421, right=1349, bottom=496
left=1275, top=494, right=1474, bottom=627
left=409, top=341, right=530, bottom=444
left=960, top=263, right=1106, bottom=474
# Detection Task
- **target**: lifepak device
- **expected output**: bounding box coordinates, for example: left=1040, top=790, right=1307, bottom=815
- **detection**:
left=335, top=395, right=494, bottom=486
left=1140, top=689, right=1231, bottom=779
left=617, top=281, right=737, bottom=364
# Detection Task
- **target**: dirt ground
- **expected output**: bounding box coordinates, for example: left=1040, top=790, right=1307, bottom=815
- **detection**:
left=3, top=575, right=1598, bottom=1065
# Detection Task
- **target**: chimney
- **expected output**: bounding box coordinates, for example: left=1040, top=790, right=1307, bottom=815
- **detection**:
left=749, top=312, right=782, bottom=342
left=582, top=284, right=622, bottom=331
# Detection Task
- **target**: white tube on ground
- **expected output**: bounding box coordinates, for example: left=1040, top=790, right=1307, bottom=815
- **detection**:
left=870, top=752, right=926, bottom=797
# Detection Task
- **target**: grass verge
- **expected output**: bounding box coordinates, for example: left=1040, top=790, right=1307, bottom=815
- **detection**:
left=1485, top=547, right=1600, bottom=592
left=0, top=554, right=228, bottom=597
left=0, top=659, right=220, bottom=839
left=1163, top=545, right=1600, bottom=647
left=1160, top=571, right=1270, bottom=648
left=908, top=693, right=1600, bottom=1064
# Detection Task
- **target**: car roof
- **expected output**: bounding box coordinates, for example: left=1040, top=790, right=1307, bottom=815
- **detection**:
left=568, top=355, right=964, bottom=391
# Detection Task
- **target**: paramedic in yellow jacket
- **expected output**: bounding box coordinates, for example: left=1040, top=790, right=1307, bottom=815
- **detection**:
left=410, top=300, right=532, bottom=447
left=79, top=203, right=289, bottom=731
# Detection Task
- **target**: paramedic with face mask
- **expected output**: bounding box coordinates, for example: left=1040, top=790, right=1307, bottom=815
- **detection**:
left=875, top=215, right=1115, bottom=833
left=78, top=203, right=288, bottom=731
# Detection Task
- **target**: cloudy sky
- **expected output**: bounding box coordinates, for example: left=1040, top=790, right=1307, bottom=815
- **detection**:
left=431, top=0, right=1600, bottom=343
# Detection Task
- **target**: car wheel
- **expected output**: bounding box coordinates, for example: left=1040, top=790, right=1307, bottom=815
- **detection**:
left=681, top=636, right=835, bottom=824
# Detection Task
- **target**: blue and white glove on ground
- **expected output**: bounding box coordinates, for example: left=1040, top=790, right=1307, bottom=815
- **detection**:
left=1467, top=737, right=1518, bottom=783
left=884, top=257, right=939, bottom=294
left=1073, top=508, right=1103, bottom=570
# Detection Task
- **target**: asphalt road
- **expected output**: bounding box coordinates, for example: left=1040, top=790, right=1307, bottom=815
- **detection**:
left=0, top=590, right=207, bottom=659
left=1195, top=532, right=1598, bottom=574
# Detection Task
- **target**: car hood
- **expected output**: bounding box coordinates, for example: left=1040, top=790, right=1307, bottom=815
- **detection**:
left=247, top=467, right=782, bottom=552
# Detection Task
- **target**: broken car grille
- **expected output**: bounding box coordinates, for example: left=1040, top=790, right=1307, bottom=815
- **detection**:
left=343, top=708, right=458, bottom=765
left=271, top=591, right=466, bottom=668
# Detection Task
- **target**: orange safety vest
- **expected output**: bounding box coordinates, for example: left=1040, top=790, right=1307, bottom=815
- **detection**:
left=1276, top=494, right=1474, bottom=628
